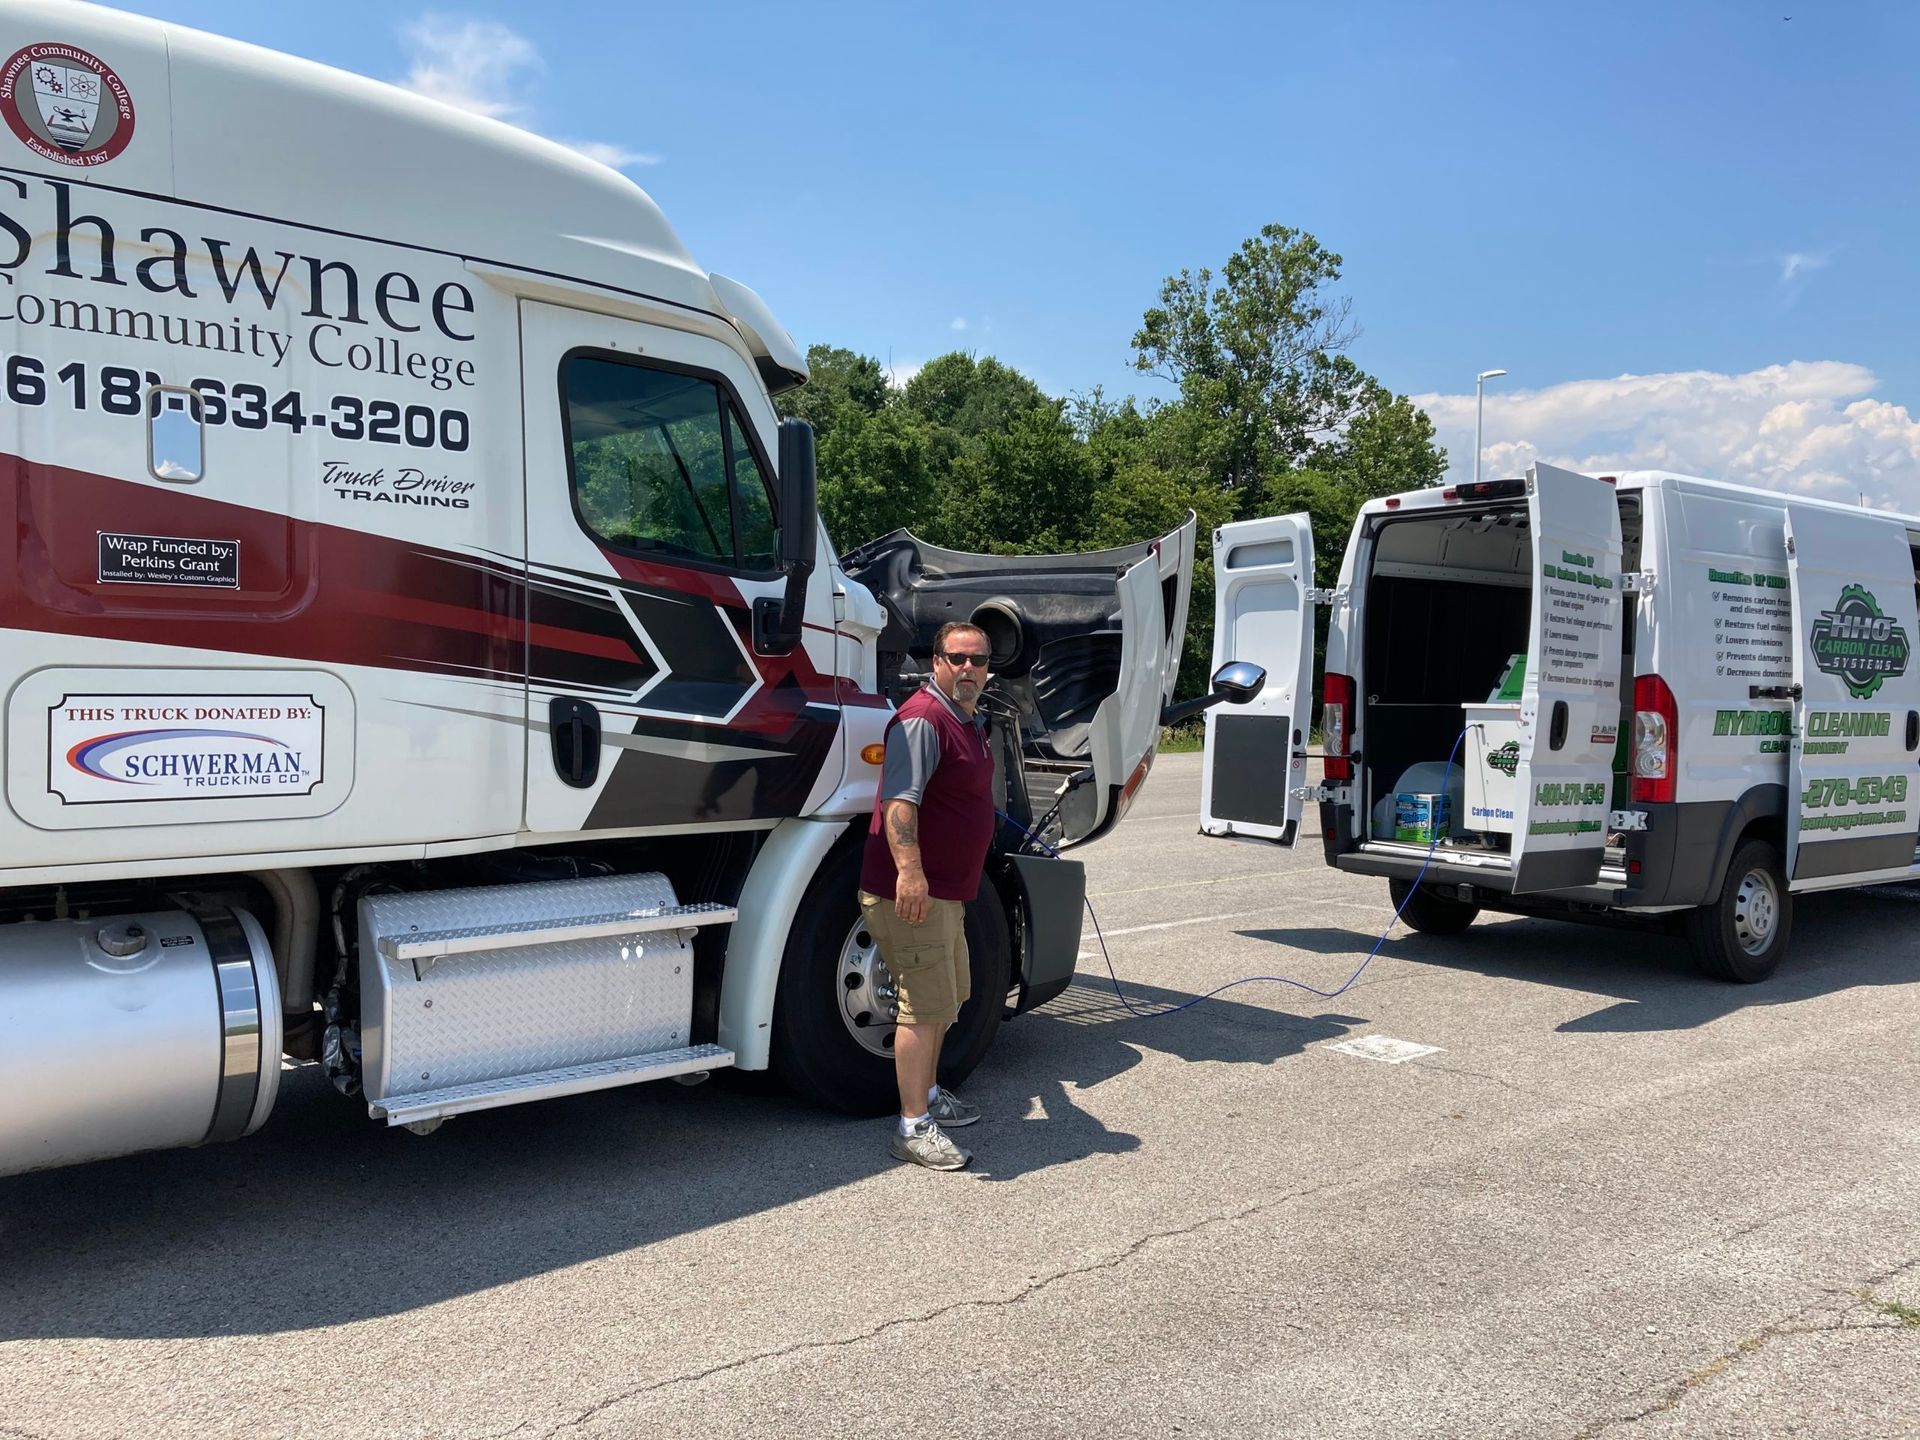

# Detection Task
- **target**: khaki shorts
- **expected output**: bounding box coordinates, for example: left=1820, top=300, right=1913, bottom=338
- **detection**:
left=858, top=891, right=972, bottom=1026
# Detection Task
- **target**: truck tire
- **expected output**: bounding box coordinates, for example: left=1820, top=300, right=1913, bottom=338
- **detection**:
left=1685, top=837, right=1792, bottom=983
left=769, top=843, right=1011, bottom=1115
left=1388, top=877, right=1479, bottom=935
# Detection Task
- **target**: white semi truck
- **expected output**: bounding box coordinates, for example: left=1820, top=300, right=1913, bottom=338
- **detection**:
left=0, top=3, right=1245, bottom=1176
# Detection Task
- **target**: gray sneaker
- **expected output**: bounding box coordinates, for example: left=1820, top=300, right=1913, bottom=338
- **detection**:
left=927, top=1087, right=980, bottom=1128
left=890, top=1118, right=971, bottom=1171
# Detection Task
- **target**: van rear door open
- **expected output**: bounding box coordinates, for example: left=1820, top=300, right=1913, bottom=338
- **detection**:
left=1783, top=508, right=1920, bottom=888
left=1508, top=464, right=1625, bottom=893
left=1200, top=513, right=1315, bottom=844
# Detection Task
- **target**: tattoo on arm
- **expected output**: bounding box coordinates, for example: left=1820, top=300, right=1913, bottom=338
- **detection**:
left=887, top=802, right=919, bottom=850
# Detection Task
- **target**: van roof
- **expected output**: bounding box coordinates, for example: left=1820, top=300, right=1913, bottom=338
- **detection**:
left=1363, top=468, right=1920, bottom=529
left=18, top=1, right=805, bottom=385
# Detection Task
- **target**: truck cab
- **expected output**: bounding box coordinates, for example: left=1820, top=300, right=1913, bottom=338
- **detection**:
left=0, top=2, right=1194, bottom=1176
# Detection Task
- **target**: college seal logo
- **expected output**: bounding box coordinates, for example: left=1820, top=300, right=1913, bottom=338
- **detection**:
left=1810, top=584, right=1911, bottom=700
left=0, top=44, right=135, bottom=167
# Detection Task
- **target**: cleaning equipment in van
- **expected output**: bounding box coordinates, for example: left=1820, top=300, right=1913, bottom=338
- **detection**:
left=1491, top=653, right=1527, bottom=701
left=1394, top=792, right=1450, bottom=843
left=1007, top=728, right=1472, bottom=1017
left=1370, top=759, right=1465, bottom=839
left=1463, top=653, right=1527, bottom=833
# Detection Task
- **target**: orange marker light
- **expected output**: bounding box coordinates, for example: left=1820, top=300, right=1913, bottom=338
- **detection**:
left=860, top=743, right=887, bottom=765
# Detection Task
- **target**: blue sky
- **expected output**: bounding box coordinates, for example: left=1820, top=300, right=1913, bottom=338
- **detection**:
left=111, top=1, right=1920, bottom=502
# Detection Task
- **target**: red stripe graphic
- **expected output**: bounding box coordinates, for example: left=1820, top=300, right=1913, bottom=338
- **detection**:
left=0, top=454, right=856, bottom=735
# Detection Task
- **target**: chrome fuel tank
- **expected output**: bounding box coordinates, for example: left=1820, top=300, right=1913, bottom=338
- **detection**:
left=0, top=907, right=281, bottom=1176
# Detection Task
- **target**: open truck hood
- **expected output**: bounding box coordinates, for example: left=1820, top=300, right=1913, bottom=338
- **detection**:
left=841, top=516, right=1196, bottom=847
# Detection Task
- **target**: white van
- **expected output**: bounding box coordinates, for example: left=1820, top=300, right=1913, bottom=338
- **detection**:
left=1205, top=464, right=1920, bottom=981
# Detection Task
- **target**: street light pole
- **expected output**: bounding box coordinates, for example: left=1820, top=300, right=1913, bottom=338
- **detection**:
left=1474, top=368, right=1507, bottom=487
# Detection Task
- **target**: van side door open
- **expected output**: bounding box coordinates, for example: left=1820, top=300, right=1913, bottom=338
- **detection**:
left=1508, top=464, right=1625, bottom=893
left=1783, top=508, right=1920, bottom=888
left=1201, top=513, right=1316, bottom=845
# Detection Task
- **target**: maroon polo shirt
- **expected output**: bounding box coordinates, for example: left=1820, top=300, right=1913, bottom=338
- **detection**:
left=859, top=681, right=995, bottom=902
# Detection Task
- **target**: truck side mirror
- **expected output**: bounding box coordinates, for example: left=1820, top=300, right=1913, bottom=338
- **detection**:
left=777, top=417, right=818, bottom=576
left=1210, top=660, right=1266, bottom=705
left=756, top=418, right=818, bottom=655
left=1158, top=660, right=1268, bottom=728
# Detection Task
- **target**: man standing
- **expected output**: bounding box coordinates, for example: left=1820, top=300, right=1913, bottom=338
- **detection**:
left=859, top=620, right=997, bottom=1170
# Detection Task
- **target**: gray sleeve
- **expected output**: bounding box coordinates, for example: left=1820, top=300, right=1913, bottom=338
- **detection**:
left=880, top=717, right=941, bottom=805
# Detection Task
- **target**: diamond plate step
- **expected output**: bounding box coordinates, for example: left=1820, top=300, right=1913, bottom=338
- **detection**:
left=378, top=902, right=737, bottom=973
left=371, top=1043, right=735, bottom=1126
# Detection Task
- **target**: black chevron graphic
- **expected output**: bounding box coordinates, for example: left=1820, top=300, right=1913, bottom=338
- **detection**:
left=528, top=563, right=757, bottom=719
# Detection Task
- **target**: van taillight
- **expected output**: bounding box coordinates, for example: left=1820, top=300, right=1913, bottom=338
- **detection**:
left=1631, top=673, right=1678, bottom=804
left=1323, top=673, right=1356, bottom=781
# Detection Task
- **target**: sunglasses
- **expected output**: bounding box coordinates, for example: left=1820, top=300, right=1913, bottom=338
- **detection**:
left=939, top=650, right=991, bottom=668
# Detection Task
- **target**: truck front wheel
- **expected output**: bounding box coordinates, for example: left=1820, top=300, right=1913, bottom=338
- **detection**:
left=769, top=843, right=1011, bottom=1115
left=1388, top=877, right=1480, bottom=935
left=1685, top=838, right=1792, bottom=983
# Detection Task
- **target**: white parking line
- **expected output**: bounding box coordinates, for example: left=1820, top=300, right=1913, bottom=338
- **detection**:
left=1326, top=1035, right=1444, bottom=1064
left=1089, top=871, right=1284, bottom=899
left=1081, top=906, right=1284, bottom=940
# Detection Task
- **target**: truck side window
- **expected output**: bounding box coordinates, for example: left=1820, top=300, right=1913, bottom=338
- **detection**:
left=728, top=409, right=777, bottom=570
left=562, top=354, right=775, bottom=572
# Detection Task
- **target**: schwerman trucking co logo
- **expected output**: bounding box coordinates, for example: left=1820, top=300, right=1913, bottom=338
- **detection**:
left=1810, top=585, right=1911, bottom=700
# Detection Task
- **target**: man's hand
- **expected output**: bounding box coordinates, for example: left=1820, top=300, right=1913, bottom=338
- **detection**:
left=894, top=868, right=930, bottom=925
left=884, top=798, right=930, bottom=924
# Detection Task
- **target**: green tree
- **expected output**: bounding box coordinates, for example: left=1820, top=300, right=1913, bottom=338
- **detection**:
left=814, top=405, right=939, bottom=549
left=927, top=401, right=1097, bottom=555
left=776, top=344, right=888, bottom=448
left=1314, top=376, right=1446, bottom=504
left=775, top=345, right=938, bottom=551
left=1127, top=224, right=1447, bottom=696
left=900, top=353, right=1050, bottom=437
left=770, top=220, right=1444, bottom=709
left=1132, top=223, right=1362, bottom=509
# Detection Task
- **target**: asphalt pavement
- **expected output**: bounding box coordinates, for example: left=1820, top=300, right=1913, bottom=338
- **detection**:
left=2, top=751, right=1916, bottom=1438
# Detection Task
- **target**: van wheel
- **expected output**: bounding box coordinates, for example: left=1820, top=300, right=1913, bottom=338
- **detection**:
left=769, top=844, right=1011, bottom=1116
left=1388, top=878, right=1479, bottom=935
left=1686, top=838, right=1792, bottom=983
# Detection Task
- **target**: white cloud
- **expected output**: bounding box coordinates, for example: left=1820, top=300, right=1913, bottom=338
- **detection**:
left=886, top=358, right=924, bottom=389
left=397, top=15, right=656, bottom=169
left=950, top=317, right=969, bottom=331
left=1779, top=250, right=1830, bottom=284
left=1415, top=362, right=1920, bottom=510
left=399, top=17, right=535, bottom=120
left=560, top=139, right=661, bottom=168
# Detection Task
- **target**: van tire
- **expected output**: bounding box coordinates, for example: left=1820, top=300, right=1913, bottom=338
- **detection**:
left=1685, top=838, right=1792, bottom=983
left=1388, top=878, right=1479, bottom=935
left=769, top=844, right=1011, bottom=1115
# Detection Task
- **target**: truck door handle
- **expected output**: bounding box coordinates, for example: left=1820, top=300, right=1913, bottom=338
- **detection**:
left=1907, top=710, right=1918, bottom=753
left=1548, top=700, right=1568, bottom=752
left=548, top=697, right=601, bottom=788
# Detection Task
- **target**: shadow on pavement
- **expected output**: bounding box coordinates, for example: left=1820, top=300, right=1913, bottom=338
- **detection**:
left=1234, top=924, right=1403, bottom=959
left=0, top=974, right=1347, bottom=1341
left=969, top=976, right=1362, bottom=1183
left=1239, top=889, right=1920, bottom=1035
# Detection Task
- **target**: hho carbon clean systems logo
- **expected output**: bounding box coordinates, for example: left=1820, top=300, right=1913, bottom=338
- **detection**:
left=0, top=43, right=135, bottom=167
left=1810, top=584, right=1911, bottom=700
